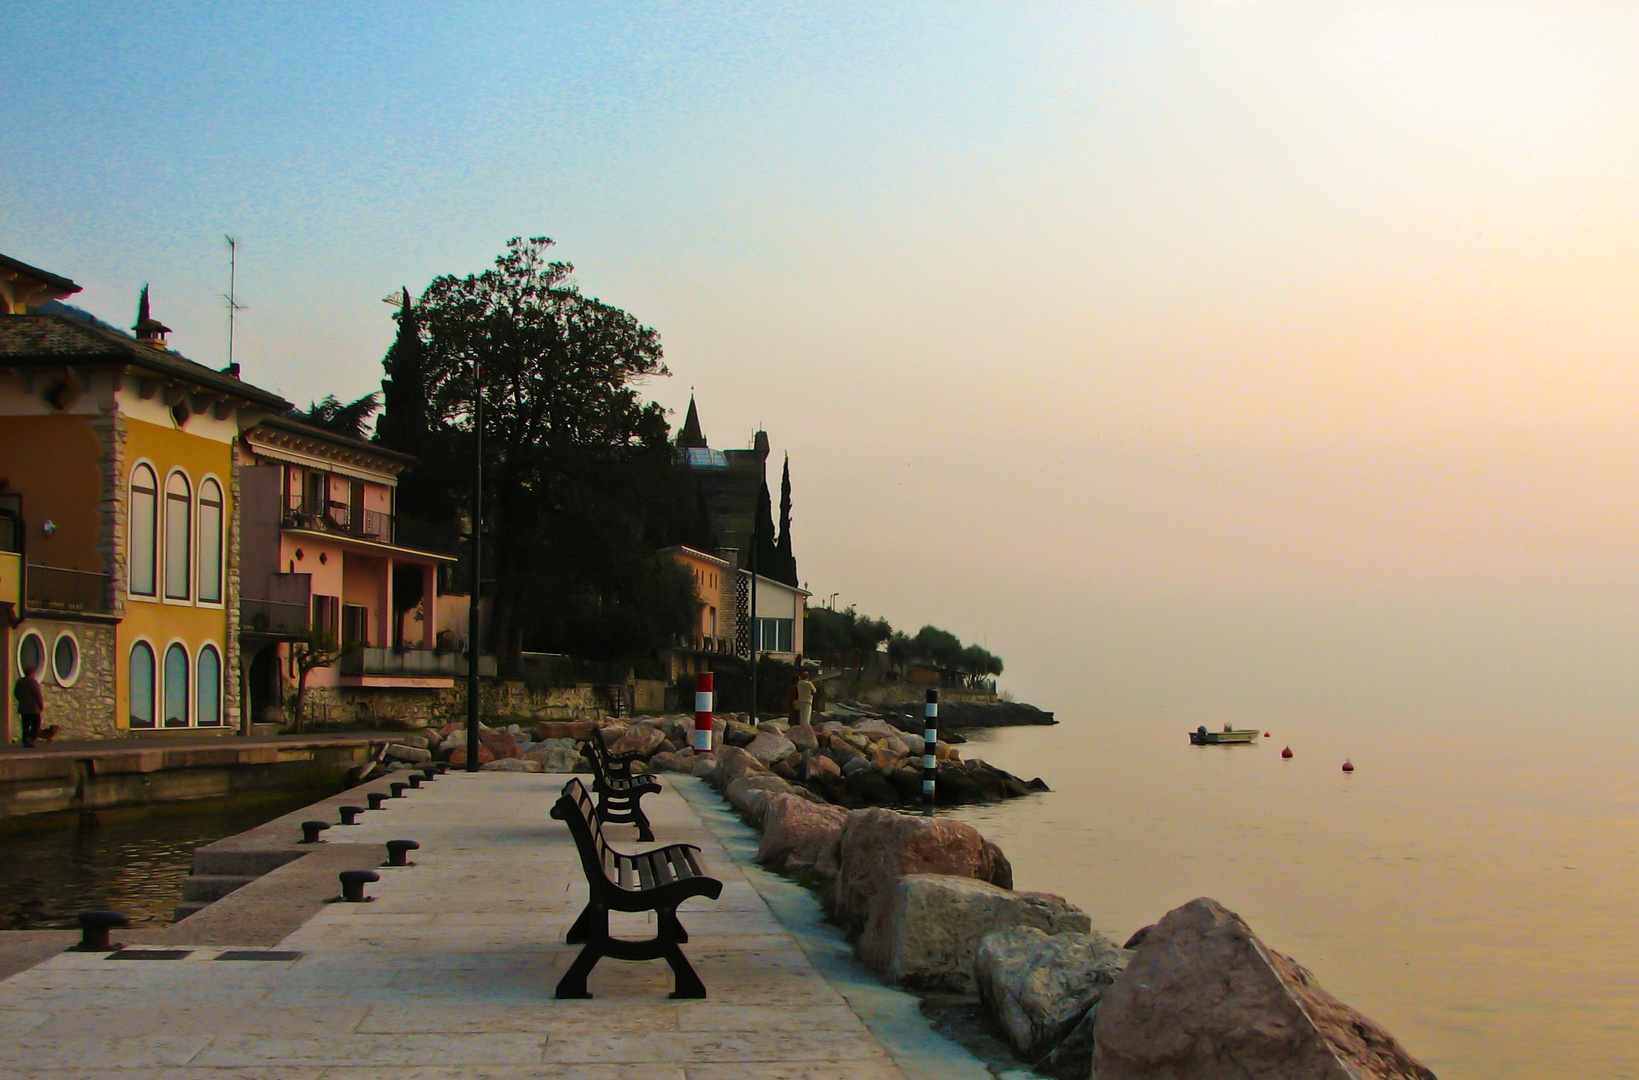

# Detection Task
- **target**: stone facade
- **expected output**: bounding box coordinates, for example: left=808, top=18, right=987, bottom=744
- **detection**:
left=296, top=678, right=617, bottom=730
left=18, top=618, right=119, bottom=740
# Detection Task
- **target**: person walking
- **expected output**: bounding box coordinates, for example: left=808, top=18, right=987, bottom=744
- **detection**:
left=13, top=669, right=43, bottom=748
left=794, top=668, right=816, bottom=727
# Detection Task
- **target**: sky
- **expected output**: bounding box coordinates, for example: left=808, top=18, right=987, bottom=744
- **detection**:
left=8, top=1, right=1639, bottom=725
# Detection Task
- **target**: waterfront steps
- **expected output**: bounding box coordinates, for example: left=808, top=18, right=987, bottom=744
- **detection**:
left=0, top=771, right=988, bottom=1079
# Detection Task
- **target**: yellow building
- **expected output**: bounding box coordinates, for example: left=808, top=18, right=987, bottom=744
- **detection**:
left=660, top=545, right=734, bottom=679
left=0, top=270, right=290, bottom=740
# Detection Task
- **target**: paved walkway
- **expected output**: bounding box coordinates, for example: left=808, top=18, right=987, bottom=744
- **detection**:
left=0, top=772, right=991, bottom=1080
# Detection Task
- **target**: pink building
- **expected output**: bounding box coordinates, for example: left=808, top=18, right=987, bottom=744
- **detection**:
left=237, top=415, right=461, bottom=724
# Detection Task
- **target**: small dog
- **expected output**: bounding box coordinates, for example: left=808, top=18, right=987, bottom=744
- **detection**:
left=37, top=725, right=58, bottom=745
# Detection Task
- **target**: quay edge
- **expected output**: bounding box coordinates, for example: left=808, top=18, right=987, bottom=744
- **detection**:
left=0, top=734, right=391, bottom=822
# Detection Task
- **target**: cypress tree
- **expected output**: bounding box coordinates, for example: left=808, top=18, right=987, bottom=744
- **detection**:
left=776, top=454, right=797, bottom=585
left=378, top=288, right=428, bottom=455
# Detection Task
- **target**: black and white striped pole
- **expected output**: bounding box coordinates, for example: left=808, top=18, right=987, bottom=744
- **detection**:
left=922, top=688, right=938, bottom=816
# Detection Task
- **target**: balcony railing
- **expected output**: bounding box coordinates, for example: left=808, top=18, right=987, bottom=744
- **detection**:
left=282, top=501, right=459, bottom=556
left=677, top=632, right=732, bottom=654
left=26, top=564, right=111, bottom=614
left=341, top=647, right=496, bottom=679
left=241, top=597, right=311, bottom=638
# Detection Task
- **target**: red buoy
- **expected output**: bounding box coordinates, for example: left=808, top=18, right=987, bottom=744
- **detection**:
left=1281, top=746, right=1293, bottom=759
left=1264, top=731, right=1271, bottom=737
left=1341, top=759, right=1355, bottom=773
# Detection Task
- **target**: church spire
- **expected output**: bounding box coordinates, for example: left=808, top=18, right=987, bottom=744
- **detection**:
left=677, top=393, right=707, bottom=449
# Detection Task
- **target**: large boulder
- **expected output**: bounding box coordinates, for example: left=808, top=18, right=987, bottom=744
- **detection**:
left=725, top=775, right=794, bottom=827
left=525, top=745, right=583, bottom=773
left=447, top=742, right=495, bottom=768
left=711, top=746, right=769, bottom=789
left=534, top=720, right=597, bottom=742
left=755, top=793, right=850, bottom=878
left=851, top=718, right=900, bottom=741
left=647, top=749, right=697, bottom=773
left=744, top=732, right=798, bottom=766
left=1093, top=897, right=1437, bottom=1080
left=611, top=724, right=666, bottom=757
left=384, top=743, right=431, bottom=764
left=784, top=723, right=820, bottom=751
left=974, top=926, right=1128, bottom=1066
left=479, top=730, right=523, bottom=759
left=833, top=807, right=1010, bottom=931
left=721, top=721, right=759, bottom=748
left=860, top=874, right=1092, bottom=992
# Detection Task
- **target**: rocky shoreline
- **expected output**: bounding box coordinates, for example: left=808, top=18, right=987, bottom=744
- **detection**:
left=372, top=713, right=1436, bottom=1078
left=374, top=711, right=1051, bottom=810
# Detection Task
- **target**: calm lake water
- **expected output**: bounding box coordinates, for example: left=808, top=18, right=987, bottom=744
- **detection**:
left=948, top=714, right=1639, bottom=1080
left=0, top=787, right=340, bottom=931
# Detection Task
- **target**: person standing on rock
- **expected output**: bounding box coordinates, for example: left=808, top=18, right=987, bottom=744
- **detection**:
left=795, top=668, right=816, bottom=727
left=13, top=669, right=43, bottom=748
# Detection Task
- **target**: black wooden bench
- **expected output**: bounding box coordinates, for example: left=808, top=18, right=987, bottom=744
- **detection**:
left=580, top=732, right=662, bottom=842
left=550, top=778, right=723, bottom=999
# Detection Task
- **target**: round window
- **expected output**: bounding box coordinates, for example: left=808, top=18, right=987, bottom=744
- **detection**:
left=16, top=631, right=45, bottom=679
left=52, top=632, right=81, bottom=688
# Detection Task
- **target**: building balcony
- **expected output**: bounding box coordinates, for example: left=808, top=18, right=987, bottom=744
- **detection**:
left=282, top=501, right=459, bottom=558
left=675, top=632, right=732, bottom=655
left=339, top=647, right=496, bottom=688
left=242, top=572, right=311, bottom=640
left=26, top=564, right=111, bottom=615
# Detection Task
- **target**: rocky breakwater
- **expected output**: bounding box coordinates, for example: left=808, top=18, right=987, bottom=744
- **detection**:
left=705, top=748, right=1438, bottom=1079
left=651, top=714, right=1049, bottom=810
left=375, top=720, right=599, bottom=774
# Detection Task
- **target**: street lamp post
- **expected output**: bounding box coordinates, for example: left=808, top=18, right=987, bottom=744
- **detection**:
left=465, top=362, right=484, bottom=772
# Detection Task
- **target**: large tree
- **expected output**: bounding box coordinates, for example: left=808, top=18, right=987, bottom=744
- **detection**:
left=415, top=237, right=692, bottom=664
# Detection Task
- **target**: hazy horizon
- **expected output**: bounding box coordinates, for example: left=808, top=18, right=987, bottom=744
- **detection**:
left=9, top=2, right=1639, bottom=723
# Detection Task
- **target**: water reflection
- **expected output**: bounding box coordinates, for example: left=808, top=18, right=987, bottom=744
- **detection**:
left=0, top=788, right=339, bottom=930
left=945, top=715, right=1639, bottom=1080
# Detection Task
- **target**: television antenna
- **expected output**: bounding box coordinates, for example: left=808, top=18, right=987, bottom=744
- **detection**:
left=221, top=236, right=247, bottom=370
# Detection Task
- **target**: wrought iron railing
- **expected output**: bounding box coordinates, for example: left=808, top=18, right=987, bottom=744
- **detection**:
left=26, top=564, right=111, bottom=613
left=282, top=501, right=457, bottom=555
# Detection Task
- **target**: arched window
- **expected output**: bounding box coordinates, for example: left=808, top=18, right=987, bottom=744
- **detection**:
left=198, top=478, right=223, bottom=604
left=163, top=642, right=189, bottom=727
left=52, top=632, right=80, bottom=688
left=196, top=645, right=222, bottom=727
left=130, top=464, right=158, bottom=597
left=164, top=472, right=191, bottom=601
left=16, top=630, right=45, bottom=679
left=129, top=642, right=156, bottom=728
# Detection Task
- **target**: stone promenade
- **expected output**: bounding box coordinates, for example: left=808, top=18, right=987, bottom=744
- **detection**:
left=0, top=771, right=991, bottom=1080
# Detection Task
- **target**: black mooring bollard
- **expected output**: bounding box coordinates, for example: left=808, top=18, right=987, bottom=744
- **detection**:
left=388, top=782, right=408, bottom=799
left=419, top=766, right=438, bottom=781
left=74, top=910, right=130, bottom=952
left=433, top=762, right=449, bottom=775
left=338, top=805, right=364, bottom=825
left=300, top=820, right=331, bottom=844
left=384, top=839, right=420, bottom=867
left=338, top=870, right=380, bottom=903
left=367, top=792, right=389, bottom=810
left=923, top=688, right=939, bottom=817
left=407, top=774, right=423, bottom=789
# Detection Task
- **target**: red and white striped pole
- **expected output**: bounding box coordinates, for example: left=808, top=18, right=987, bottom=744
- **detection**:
left=693, top=672, right=715, bottom=753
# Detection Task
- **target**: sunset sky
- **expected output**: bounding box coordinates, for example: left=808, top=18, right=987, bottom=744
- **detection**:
left=9, top=2, right=1639, bottom=722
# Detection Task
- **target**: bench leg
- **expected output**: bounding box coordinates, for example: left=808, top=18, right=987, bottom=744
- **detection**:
left=659, top=908, right=706, bottom=999
left=556, top=905, right=608, bottom=1000
left=566, top=901, right=593, bottom=946
left=631, top=802, right=655, bottom=843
